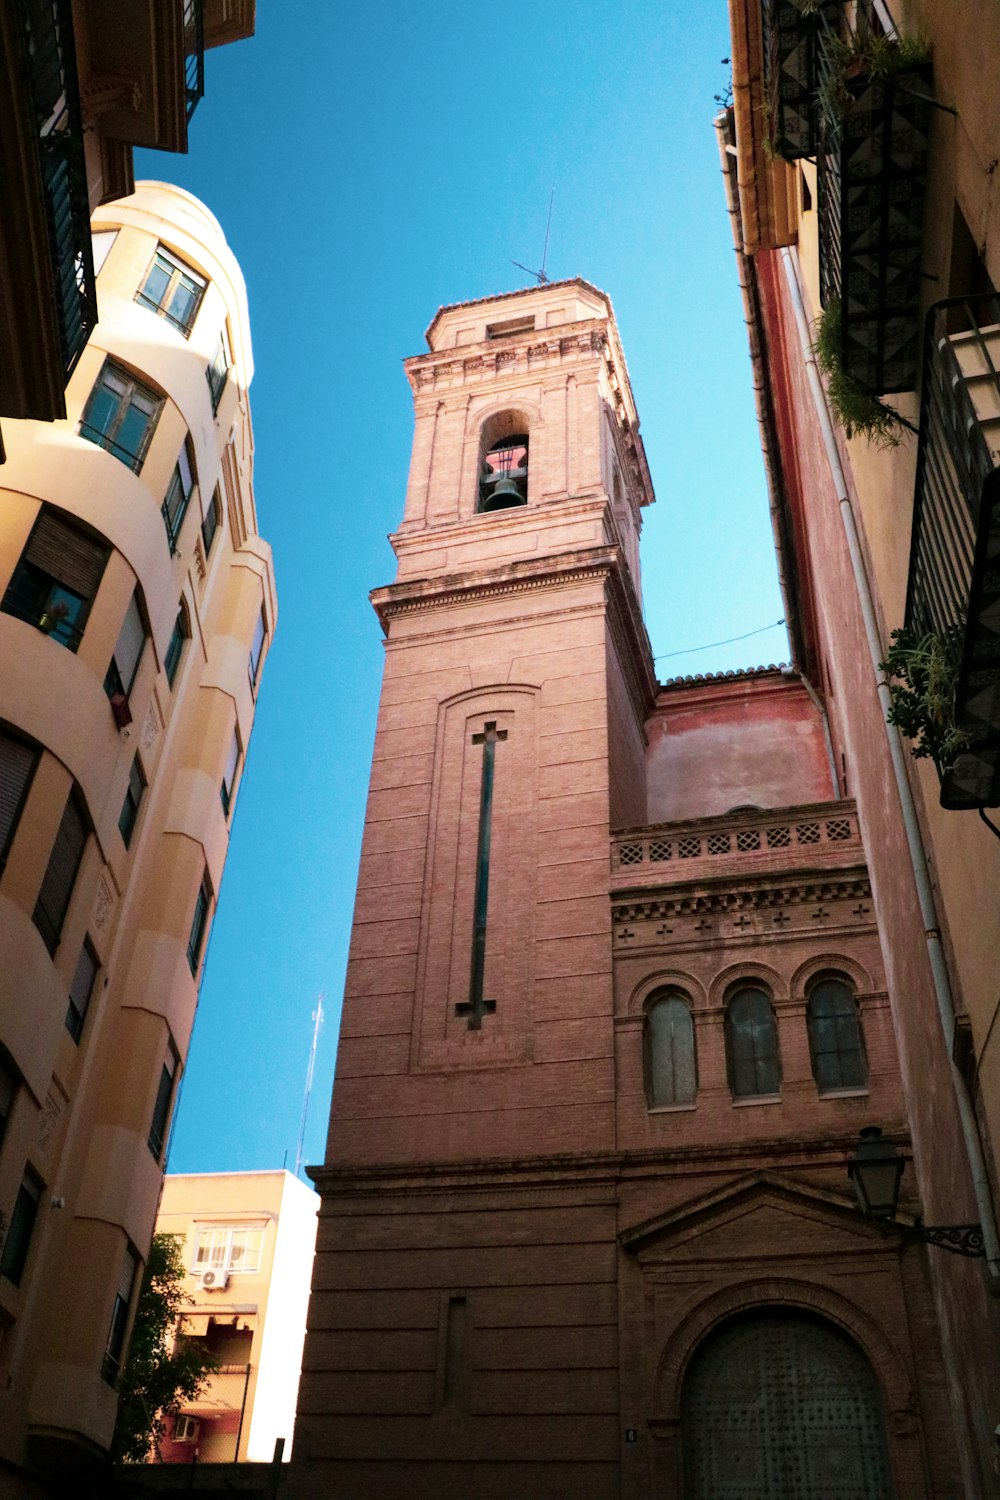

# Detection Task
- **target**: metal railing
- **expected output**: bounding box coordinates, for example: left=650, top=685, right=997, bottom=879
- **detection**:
left=905, top=294, right=1000, bottom=808
left=815, top=8, right=932, bottom=393
left=612, top=803, right=860, bottom=874
left=183, top=0, right=205, bottom=120
left=16, top=0, right=96, bottom=381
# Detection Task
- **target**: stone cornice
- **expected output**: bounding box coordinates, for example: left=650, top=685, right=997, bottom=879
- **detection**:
left=611, top=869, right=872, bottom=926
left=309, top=1130, right=908, bottom=1199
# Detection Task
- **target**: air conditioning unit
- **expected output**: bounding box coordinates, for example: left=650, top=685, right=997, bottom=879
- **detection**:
left=174, top=1415, right=200, bottom=1444
left=200, top=1267, right=229, bottom=1290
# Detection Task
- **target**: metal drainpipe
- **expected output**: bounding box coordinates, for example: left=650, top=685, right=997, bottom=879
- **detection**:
left=714, top=114, right=842, bottom=797
left=779, top=243, right=1000, bottom=1275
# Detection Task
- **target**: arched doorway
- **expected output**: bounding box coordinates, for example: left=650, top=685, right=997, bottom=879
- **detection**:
left=682, top=1309, right=893, bottom=1499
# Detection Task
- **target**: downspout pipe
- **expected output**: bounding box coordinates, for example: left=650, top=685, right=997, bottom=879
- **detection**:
left=715, top=113, right=841, bottom=795
left=779, top=244, right=1000, bottom=1276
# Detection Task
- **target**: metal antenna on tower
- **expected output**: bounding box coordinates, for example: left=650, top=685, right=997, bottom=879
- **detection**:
left=511, top=186, right=555, bottom=285
left=294, top=993, right=324, bottom=1180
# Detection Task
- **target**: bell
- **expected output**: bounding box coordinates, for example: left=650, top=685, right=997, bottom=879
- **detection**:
left=481, top=474, right=527, bottom=511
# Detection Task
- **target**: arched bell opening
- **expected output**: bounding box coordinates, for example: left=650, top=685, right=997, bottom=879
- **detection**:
left=478, top=432, right=529, bottom=512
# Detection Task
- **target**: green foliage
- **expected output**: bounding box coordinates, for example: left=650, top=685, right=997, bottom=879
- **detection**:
left=111, top=1234, right=217, bottom=1464
left=880, top=629, right=970, bottom=769
left=818, top=28, right=931, bottom=120
left=813, top=302, right=904, bottom=447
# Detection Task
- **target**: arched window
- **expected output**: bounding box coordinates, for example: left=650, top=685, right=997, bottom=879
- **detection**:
left=645, top=991, right=697, bottom=1108
left=725, top=986, right=780, bottom=1098
left=683, top=1310, right=893, bottom=1499
left=807, top=975, right=868, bottom=1092
left=479, top=432, right=529, bottom=511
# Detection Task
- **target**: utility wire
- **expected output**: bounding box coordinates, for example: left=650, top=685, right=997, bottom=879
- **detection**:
left=653, top=618, right=787, bottom=663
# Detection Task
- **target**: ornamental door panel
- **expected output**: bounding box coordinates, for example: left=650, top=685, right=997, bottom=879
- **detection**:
left=682, top=1310, right=893, bottom=1500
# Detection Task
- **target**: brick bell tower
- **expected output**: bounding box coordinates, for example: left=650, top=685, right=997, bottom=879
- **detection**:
left=294, top=282, right=961, bottom=1500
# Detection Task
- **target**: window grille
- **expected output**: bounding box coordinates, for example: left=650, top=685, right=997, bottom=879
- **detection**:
left=618, top=843, right=643, bottom=866
left=649, top=839, right=672, bottom=861
left=678, top=837, right=702, bottom=859
left=737, top=829, right=761, bottom=852
left=826, top=818, right=852, bottom=841
left=707, top=833, right=731, bottom=855
left=766, top=825, right=791, bottom=848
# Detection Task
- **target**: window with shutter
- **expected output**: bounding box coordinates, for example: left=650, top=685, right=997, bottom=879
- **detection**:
left=206, top=326, right=231, bottom=412
left=33, top=791, right=88, bottom=954
left=187, top=876, right=211, bottom=975
left=0, top=730, right=38, bottom=871
left=0, top=1059, right=17, bottom=1150
left=102, top=1243, right=138, bottom=1384
left=0, top=1172, right=42, bottom=1286
left=162, top=442, right=196, bottom=551
left=66, top=939, right=98, bottom=1043
left=248, top=606, right=266, bottom=689
left=164, top=600, right=189, bottom=688
left=148, top=1044, right=178, bottom=1160
left=2, top=509, right=109, bottom=650
left=220, top=730, right=240, bottom=816
left=201, top=486, right=221, bottom=556
left=118, top=756, right=146, bottom=848
left=104, top=592, right=147, bottom=706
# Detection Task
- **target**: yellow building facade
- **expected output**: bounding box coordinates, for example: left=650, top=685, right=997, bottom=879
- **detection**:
left=154, top=1171, right=318, bottom=1465
left=0, top=181, right=275, bottom=1491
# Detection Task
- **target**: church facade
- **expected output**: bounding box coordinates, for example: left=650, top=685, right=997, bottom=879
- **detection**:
left=294, top=280, right=967, bottom=1498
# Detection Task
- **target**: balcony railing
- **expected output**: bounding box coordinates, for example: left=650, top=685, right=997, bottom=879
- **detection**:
left=904, top=295, right=1000, bottom=809
left=816, top=19, right=932, bottom=393
left=183, top=0, right=205, bottom=121
left=612, top=802, right=861, bottom=879
left=762, top=0, right=838, bottom=161
left=16, top=0, right=96, bottom=382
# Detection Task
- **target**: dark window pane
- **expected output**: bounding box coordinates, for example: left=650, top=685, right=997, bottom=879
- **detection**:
left=33, top=793, right=87, bottom=953
left=148, top=1051, right=177, bottom=1160
left=0, top=1061, right=16, bottom=1149
left=165, top=604, right=188, bottom=687
left=1, top=1174, right=42, bottom=1286
left=248, top=607, right=266, bottom=687
left=80, top=362, right=162, bottom=471
left=220, top=732, right=240, bottom=816
left=137, top=247, right=205, bottom=335
left=66, top=939, right=98, bottom=1043
left=726, top=988, right=781, bottom=1098
left=102, top=1244, right=138, bottom=1384
left=187, top=878, right=210, bottom=975
left=201, top=492, right=220, bottom=555
left=646, top=994, right=697, bottom=1107
left=808, top=979, right=867, bottom=1091
left=2, top=511, right=108, bottom=652
left=118, top=757, right=145, bottom=848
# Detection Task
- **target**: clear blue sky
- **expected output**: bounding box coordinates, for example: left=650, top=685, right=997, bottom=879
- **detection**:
left=137, top=1, right=787, bottom=1178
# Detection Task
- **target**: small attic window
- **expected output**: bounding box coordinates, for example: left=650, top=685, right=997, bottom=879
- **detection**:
left=486, top=316, right=535, bottom=340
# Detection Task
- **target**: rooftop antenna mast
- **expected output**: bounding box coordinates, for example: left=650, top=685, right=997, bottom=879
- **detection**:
left=511, top=186, right=555, bottom=285
left=294, top=993, right=324, bottom=1180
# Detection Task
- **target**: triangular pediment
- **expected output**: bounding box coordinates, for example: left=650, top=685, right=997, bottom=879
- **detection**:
left=621, top=1170, right=881, bottom=1262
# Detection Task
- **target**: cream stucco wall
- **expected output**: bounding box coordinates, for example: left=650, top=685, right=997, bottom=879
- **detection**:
left=0, top=182, right=275, bottom=1476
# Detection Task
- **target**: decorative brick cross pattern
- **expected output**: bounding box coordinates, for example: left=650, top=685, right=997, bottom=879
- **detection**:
left=694, top=918, right=713, bottom=934
left=772, top=911, right=790, bottom=927
left=655, top=923, right=673, bottom=940
left=852, top=902, right=871, bottom=919
left=617, top=926, right=636, bottom=944
left=733, top=914, right=752, bottom=931
left=455, top=721, right=507, bottom=1029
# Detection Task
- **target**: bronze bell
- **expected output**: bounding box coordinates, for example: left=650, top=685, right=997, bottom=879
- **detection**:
left=482, top=473, right=527, bottom=510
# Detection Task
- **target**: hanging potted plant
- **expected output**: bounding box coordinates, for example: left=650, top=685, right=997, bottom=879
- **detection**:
left=813, top=302, right=911, bottom=447
left=880, top=629, right=969, bottom=771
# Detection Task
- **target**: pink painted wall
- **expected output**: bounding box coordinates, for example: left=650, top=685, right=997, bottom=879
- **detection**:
left=644, top=670, right=833, bottom=826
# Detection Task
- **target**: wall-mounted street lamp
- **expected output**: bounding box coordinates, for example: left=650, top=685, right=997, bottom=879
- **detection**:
left=848, top=1127, right=985, bottom=1258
